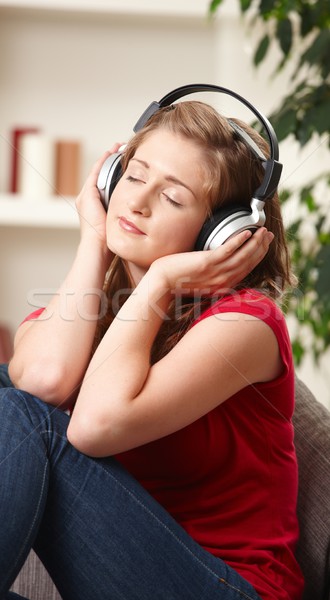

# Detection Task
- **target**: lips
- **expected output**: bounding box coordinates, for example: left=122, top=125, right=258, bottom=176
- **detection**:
left=119, top=216, right=145, bottom=235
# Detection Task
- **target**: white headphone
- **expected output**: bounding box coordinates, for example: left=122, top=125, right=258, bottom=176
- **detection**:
left=97, top=84, right=283, bottom=250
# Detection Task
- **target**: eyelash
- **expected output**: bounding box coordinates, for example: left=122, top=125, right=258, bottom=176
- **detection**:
left=126, top=175, right=182, bottom=208
left=164, top=195, right=182, bottom=208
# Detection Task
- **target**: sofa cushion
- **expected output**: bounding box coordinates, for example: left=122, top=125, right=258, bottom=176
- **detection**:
left=293, top=376, right=330, bottom=600
left=10, top=550, right=61, bottom=600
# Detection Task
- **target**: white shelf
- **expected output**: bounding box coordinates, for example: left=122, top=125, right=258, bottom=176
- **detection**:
left=0, top=195, right=79, bottom=229
left=0, top=0, right=212, bottom=18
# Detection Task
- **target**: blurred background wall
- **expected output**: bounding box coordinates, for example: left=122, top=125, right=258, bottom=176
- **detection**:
left=0, top=0, right=328, bottom=406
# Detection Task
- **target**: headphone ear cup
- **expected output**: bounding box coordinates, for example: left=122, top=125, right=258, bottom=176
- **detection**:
left=195, top=205, right=256, bottom=251
left=96, top=152, right=123, bottom=210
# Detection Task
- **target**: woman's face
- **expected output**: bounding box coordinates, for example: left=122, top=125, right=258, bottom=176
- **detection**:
left=106, top=129, right=208, bottom=282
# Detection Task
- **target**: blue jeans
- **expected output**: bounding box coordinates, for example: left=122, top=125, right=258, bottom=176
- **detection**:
left=0, top=366, right=261, bottom=600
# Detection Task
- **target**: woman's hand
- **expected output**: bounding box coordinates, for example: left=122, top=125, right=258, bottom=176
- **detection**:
left=75, top=143, right=123, bottom=251
left=151, top=227, right=274, bottom=295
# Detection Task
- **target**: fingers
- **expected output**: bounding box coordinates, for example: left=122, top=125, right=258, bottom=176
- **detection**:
left=89, top=151, right=112, bottom=181
left=88, top=143, right=126, bottom=186
left=109, top=142, right=126, bottom=154
left=206, top=228, right=273, bottom=288
left=225, top=229, right=253, bottom=253
left=240, top=227, right=273, bottom=254
left=247, top=228, right=274, bottom=263
left=230, top=227, right=273, bottom=278
left=207, top=227, right=272, bottom=264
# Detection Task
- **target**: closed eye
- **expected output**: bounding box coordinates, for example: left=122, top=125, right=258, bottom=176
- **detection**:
left=126, top=173, right=182, bottom=208
left=163, top=193, right=182, bottom=208
left=126, top=175, right=142, bottom=183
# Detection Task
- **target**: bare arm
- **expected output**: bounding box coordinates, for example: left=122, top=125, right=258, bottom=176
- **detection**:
left=8, top=151, right=116, bottom=407
left=67, top=227, right=278, bottom=456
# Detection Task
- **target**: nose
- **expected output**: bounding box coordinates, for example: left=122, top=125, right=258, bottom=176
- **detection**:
left=127, top=185, right=152, bottom=217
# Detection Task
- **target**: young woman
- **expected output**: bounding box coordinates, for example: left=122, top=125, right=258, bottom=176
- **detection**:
left=1, top=100, right=304, bottom=600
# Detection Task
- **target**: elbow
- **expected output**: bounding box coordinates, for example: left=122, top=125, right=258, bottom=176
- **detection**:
left=67, top=411, right=117, bottom=457
left=67, top=416, right=101, bottom=457
left=8, top=358, right=72, bottom=408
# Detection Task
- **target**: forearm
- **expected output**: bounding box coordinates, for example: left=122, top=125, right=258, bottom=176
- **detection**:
left=82, top=266, right=170, bottom=398
left=9, top=237, right=110, bottom=406
left=68, top=267, right=171, bottom=446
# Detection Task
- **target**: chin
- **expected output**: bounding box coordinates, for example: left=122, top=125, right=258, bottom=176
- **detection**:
left=107, top=240, right=148, bottom=268
left=106, top=231, right=128, bottom=257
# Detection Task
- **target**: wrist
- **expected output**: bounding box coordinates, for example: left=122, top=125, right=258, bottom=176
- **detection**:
left=78, top=234, right=113, bottom=273
left=119, top=266, right=172, bottom=327
left=147, top=261, right=174, bottom=299
left=149, top=256, right=191, bottom=298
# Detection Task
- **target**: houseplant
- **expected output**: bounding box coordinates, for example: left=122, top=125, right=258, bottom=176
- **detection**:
left=209, top=0, right=330, bottom=365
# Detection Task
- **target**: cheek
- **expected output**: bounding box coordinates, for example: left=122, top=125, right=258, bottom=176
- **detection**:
left=106, top=193, right=121, bottom=232
left=106, top=188, right=120, bottom=217
left=161, top=216, right=204, bottom=253
left=105, top=211, right=115, bottom=242
left=105, top=208, right=122, bottom=255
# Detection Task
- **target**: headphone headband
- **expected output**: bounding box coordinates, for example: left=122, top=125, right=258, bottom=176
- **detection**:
left=133, top=83, right=282, bottom=203
left=133, top=83, right=279, bottom=161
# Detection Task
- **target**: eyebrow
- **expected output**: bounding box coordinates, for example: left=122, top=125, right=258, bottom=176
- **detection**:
left=130, top=157, right=197, bottom=199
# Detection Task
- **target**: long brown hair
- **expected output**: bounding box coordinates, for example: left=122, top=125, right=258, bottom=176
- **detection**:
left=92, top=101, right=294, bottom=361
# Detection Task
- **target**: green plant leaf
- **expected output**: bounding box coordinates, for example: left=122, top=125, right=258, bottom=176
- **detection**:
left=311, top=101, right=330, bottom=135
left=272, top=107, right=297, bottom=140
left=206, top=0, right=330, bottom=365
left=297, top=118, right=314, bottom=146
left=291, top=338, right=305, bottom=365
left=300, top=29, right=330, bottom=69
left=287, top=218, right=302, bottom=238
left=300, top=4, right=315, bottom=36
left=259, top=0, right=277, bottom=17
left=279, top=188, right=291, bottom=203
left=315, top=245, right=330, bottom=301
left=276, top=18, right=293, bottom=56
left=254, top=34, right=270, bottom=65
left=209, top=0, right=223, bottom=15
left=319, top=231, right=330, bottom=244
left=300, top=187, right=317, bottom=212
left=240, top=0, right=253, bottom=12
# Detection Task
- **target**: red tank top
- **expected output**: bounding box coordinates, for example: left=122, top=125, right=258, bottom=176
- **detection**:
left=116, top=290, right=304, bottom=600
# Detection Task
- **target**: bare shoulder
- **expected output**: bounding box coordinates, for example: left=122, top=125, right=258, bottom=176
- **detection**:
left=147, top=307, right=283, bottom=416
left=186, top=310, right=282, bottom=384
